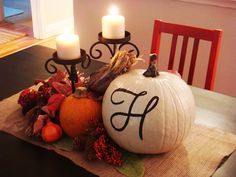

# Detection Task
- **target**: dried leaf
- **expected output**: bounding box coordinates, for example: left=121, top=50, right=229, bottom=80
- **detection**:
left=41, top=94, right=65, bottom=118
left=33, top=115, right=47, bottom=135
left=47, top=70, right=66, bottom=85
left=115, top=151, right=144, bottom=177
left=52, top=81, right=72, bottom=95
left=25, top=106, right=41, bottom=120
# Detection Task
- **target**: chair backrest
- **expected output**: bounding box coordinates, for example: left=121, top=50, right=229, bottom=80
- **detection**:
left=151, top=19, right=222, bottom=90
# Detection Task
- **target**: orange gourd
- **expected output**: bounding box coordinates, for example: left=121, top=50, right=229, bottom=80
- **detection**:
left=41, top=121, right=62, bottom=143
left=59, top=96, right=102, bottom=138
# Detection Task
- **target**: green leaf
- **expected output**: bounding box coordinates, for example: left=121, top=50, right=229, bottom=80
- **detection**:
left=52, top=136, right=73, bottom=151
left=115, top=151, right=144, bottom=177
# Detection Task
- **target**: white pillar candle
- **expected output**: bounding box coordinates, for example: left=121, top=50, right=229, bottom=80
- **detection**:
left=56, top=32, right=81, bottom=60
left=102, top=6, right=125, bottom=39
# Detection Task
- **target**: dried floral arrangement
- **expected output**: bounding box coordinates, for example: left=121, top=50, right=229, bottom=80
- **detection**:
left=17, top=49, right=194, bottom=177
left=18, top=51, right=144, bottom=176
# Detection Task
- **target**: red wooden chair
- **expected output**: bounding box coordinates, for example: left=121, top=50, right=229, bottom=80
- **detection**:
left=150, top=19, right=222, bottom=90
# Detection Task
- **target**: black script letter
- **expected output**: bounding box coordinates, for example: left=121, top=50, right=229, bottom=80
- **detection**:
left=110, top=88, right=159, bottom=140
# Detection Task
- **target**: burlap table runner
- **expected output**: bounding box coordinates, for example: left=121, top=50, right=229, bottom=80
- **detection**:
left=0, top=93, right=236, bottom=177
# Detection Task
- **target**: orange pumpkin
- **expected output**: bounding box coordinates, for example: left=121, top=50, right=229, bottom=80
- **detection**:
left=41, top=121, right=62, bottom=143
left=59, top=96, right=102, bottom=138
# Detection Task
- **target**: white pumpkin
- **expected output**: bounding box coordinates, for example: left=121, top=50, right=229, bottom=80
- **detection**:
left=102, top=62, right=195, bottom=154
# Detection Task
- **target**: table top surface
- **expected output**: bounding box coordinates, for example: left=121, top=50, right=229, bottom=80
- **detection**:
left=0, top=45, right=236, bottom=177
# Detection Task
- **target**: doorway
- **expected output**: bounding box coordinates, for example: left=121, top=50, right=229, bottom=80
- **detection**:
left=1, top=0, right=74, bottom=39
left=30, top=0, right=74, bottom=39
left=3, top=0, right=32, bottom=26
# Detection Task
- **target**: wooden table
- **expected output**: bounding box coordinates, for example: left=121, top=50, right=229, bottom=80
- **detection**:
left=0, top=45, right=236, bottom=177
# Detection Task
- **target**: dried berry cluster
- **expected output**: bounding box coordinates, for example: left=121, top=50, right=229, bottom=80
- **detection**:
left=18, top=88, right=48, bottom=115
left=94, top=133, right=122, bottom=166
left=74, top=122, right=122, bottom=166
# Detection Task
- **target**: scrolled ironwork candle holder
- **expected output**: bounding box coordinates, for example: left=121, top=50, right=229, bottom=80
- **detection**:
left=44, top=49, right=91, bottom=93
left=89, top=31, right=140, bottom=60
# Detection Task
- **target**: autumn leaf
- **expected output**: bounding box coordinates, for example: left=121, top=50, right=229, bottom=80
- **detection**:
left=115, top=150, right=144, bottom=177
left=52, top=136, right=73, bottom=151
left=41, top=93, right=65, bottom=118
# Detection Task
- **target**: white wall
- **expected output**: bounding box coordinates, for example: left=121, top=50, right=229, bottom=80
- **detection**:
left=31, top=0, right=74, bottom=39
left=73, top=0, right=236, bottom=97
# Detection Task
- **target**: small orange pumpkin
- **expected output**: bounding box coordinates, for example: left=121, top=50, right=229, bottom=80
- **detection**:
left=59, top=96, right=102, bottom=138
left=41, top=121, right=62, bottom=143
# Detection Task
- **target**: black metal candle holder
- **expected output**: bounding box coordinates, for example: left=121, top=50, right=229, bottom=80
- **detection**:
left=44, top=49, right=91, bottom=93
left=89, top=31, right=140, bottom=60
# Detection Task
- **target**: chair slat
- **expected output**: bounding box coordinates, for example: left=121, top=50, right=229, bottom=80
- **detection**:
left=205, top=30, right=222, bottom=90
left=178, top=36, right=189, bottom=76
left=150, top=20, right=161, bottom=63
left=188, top=39, right=199, bottom=85
left=168, top=34, right=178, bottom=70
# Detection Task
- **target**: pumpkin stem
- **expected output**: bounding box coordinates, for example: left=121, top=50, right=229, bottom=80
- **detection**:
left=73, top=87, right=88, bottom=98
left=143, top=54, right=159, bottom=77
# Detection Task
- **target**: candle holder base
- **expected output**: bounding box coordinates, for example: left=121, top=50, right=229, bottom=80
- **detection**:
left=89, top=31, right=140, bottom=60
left=44, top=49, right=91, bottom=93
